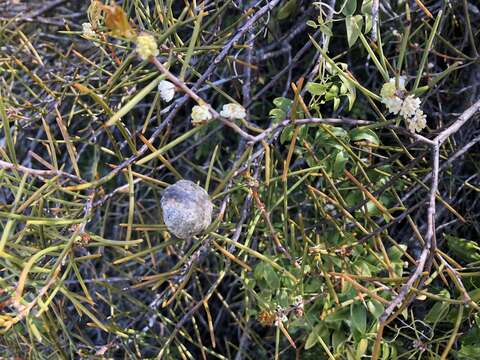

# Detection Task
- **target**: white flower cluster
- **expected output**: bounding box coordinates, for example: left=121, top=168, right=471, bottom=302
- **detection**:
left=82, top=22, right=101, bottom=47
left=191, top=104, right=212, bottom=124
left=190, top=102, right=247, bottom=125
left=220, top=103, right=246, bottom=120
left=380, top=77, right=427, bottom=133
left=82, top=23, right=96, bottom=38
left=158, top=80, right=175, bottom=102
left=408, top=109, right=427, bottom=133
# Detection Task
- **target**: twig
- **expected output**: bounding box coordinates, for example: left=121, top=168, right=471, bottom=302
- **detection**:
left=401, top=100, right=480, bottom=203
left=381, top=142, right=439, bottom=323
left=0, top=159, right=83, bottom=183
left=437, top=255, right=480, bottom=311
left=371, top=0, right=379, bottom=41
left=372, top=142, right=439, bottom=360
left=435, top=98, right=480, bottom=144
left=248, top=117, right=371, bottom=144
left=372, top=98, right=480, bottom=359
left=250, top=182, right=299, bottom=267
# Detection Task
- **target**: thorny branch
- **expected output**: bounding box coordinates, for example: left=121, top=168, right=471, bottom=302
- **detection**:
left=372, top=98, right=480, bottom=359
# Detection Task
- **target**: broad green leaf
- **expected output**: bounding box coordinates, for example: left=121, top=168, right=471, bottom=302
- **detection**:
left=361, top=0, right=373, bottom=14
left=280, top=126, right=294, bottom=144
left=364, top=14, right=372, bottom=33
left=319, top=23, right=333, bottom=36
left=339, top=74, right=357, bottom=110
left=278, top=289, right=289, bottom=307
left=346, top=15, right=363, bottom=48
left=342, top=0, right=357, bottom=16
left=273, top=97, right=293, bottom=111
left=332, top=329, right=347, bottom=351
left=325, top=84, right=339, bottom=101
left=253, top=262, right=265, bottom=280
left=424, top=290, right=451, bottom=323
left=457, top=344, right=480, bottom=359
left=424, top=301, right=450, bottom=323
left=361, top=0, right=373, bottom=33
left=269, top=108, right=286, bottom=122
left=458, top=325, right=480, bottom=359
left=367, top=300, right=384, bottom=319
left=350, top=302, right=367, bottom=333
left=333, top=150, right=348, bottom=177
left=277, top=0, right=297, bottom=20
left=469, top=288, right=480, bottom=303
left=305, top=328, right=318, bottom=350
left=325, top=307, right=350, bottom=322
left=329, top=84, right=339, bottom=95
left=325, top=92, right=336, bottom=101
left=459, top=324, right=480, bottom=345
left=333, top=97, right=340, bottom=111
left=306, top=82, right=330, bottom=96
left=350, top=127, right=380, bottom=145
left=388, top=244, right=407, bottom=261
left=445, top=234, right=480, bottom=263
left=354, top=260, right=372, bottom=276
left=263, top=264, right=280, bottom=289
left=305, top=323, right=330, bottom=350
left=381, top=343, right=391, bottom=360
left=244, top=277, right=256, bottom=289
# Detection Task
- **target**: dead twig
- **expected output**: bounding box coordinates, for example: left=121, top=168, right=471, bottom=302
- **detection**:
left=372, top=98, right=480, bottom=359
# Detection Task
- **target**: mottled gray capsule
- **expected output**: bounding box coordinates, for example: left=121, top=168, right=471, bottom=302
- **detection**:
left=161, top=180, right=213, bottom=239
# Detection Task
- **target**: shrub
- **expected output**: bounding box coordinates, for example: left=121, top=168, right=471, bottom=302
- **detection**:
left=1, top=1, right=480, bottom=358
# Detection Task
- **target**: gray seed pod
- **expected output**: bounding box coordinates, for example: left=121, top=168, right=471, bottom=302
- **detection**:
left=161, top=180, right=213, bottom=239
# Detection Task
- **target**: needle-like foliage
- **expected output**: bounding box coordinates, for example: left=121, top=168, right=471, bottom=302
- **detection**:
left=1, top=1, right=480, bottom=359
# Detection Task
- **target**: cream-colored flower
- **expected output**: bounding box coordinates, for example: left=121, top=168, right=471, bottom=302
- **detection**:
left=407, top=109, right=427, bottom=133
left=191, top=104, right=212, bottom=124
left=380, top=81, right=396, bottom=99
left=381, top=77, right=408, bottom=115
left=82, top=22, right=96, bottom=38
left=220, top=103, right=246, bottom=119
left=382, top=96, right=403, bottom=115
left=380, top=77, right=406, bottom=99
left=136, top=33, right=158, bottom=60
left=400, top=95, right=421, bottom=118
left=158, top=80, right=175, bottom=102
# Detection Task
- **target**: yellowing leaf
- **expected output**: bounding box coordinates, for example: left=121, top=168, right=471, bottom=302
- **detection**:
left=102, top=3, right=136, bottom=39
left=72, top=83, right=91, bottom=94
left=73, top=83, right=113, bottom=116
